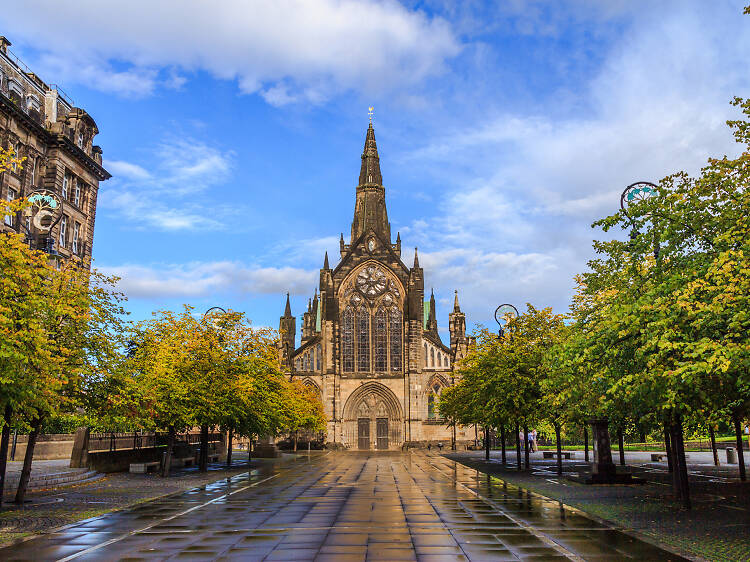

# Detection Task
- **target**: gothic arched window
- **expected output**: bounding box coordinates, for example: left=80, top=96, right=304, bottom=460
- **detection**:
left=357, top=307, right=370, bottom=372
left=427, top=394, right=436, bottom=419
left=438, top=353, right=442, bottom=368
left=316, top=343, right=322, bottom=371
left=423, top=342, right=428, bottom=367
left=374, top=307, right=387, bottom=371
left=390, top=307, right=402, bottom=372
left=430, top=347, right=435, bottom=367
left=342, top=306, right=355, bottom=372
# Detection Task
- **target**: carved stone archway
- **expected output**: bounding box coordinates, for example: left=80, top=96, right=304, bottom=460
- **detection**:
left=342, top=382, right=403, bottom=450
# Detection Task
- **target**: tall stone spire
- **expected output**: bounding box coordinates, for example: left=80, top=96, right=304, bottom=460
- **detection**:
left=413, top=247, right=420, bottom=268
left=453, top=290, right=461, bottom=312
left=351, top=123, right=390, bottom=243
left=284, top=292, right=292, bottom=317
left=428, top=288, right=438, bottom=333
left=323, top=251, right=329, bottom=269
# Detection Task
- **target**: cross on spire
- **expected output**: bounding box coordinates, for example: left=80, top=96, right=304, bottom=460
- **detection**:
left=368, top=106, right=374, bottom=123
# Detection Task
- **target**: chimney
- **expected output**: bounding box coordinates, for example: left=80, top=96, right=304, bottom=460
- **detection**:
left=0, top=37, right=11, bottom=54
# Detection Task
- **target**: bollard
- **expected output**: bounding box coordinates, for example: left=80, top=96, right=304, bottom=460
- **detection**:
left=726, top=447, right=737, bottom=464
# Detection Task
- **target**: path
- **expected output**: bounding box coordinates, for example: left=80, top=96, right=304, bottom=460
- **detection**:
left=2, top=451, right=686, bottom=561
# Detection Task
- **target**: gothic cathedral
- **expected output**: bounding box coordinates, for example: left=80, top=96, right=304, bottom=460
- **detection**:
left=279, top=123, right=471, bottom=450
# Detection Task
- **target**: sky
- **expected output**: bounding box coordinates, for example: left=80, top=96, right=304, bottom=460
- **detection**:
left=2, top=0, right=748, bottom=340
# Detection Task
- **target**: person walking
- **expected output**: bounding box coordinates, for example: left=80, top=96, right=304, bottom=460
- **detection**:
left=531, top=429, right=538, bottom=452
left=528, top=429, right=535, bottom=453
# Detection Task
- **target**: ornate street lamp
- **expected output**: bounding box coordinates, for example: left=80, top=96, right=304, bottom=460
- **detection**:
left=19, top=189, right=63, bottom=259
left=620, top=181, right=658, bottom=258
left=494, top=303, right=519, bottom=338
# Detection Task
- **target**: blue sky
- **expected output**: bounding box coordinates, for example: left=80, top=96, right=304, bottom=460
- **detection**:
left=2, top=1, right=749, bottom=338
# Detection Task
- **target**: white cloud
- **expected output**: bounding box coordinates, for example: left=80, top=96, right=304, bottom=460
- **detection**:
left=5, top=0, right=460, bottom=103
left=101, top=261, right=317, bottom=299
left=101, top=136, right=235, bottom=231
left=398, top=2, right=750, bottom=324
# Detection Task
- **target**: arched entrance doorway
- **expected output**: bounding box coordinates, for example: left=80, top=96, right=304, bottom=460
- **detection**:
left=342, top=382, right=403, bottom=450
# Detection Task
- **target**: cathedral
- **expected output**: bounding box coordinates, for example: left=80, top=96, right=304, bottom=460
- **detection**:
left=279, top=123, right=471, bottom=450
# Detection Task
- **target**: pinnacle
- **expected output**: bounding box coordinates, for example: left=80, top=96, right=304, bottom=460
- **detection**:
left=454, top=290, right=461, bottom=312
left=284, top=292, right=292, bottom=317
left=323, top=251, right=329, bottom=269
left=413, top=247, right=419, bottom=268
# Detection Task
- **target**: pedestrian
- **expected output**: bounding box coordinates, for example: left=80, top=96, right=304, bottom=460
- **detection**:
left=531, top=429, right=538, bottom=452
left=427, top=443, right=432, bottom=451
left=437, top=442, right=443, bottom=452
left=519, top=429, right=524, bottom=447
left=527, top=430, right=535, bottom=453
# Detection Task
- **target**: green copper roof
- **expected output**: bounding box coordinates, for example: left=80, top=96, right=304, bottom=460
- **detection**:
left=423, top=301, right=430, bottom=329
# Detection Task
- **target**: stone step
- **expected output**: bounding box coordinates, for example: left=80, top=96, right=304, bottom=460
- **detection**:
left=3, top=470, right=103, bottom=493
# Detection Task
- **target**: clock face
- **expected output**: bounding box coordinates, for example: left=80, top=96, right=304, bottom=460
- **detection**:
left=356, top=266, right=387, bottom=297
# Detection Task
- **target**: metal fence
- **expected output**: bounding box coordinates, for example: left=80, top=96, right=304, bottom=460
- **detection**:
left=88, top=431, right=223, bottom=453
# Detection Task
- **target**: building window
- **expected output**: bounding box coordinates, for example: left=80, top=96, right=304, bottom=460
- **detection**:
left=59, top=215, right=67, bottom=248
left=72, top=222, right=80, bottom=254
left=4, top=187, right=17, bottom=226
left=77, top=132, right=84, bottom=149
left=430, top=347, right=435, bottom=368
left=357, top=307, right=370, bottom=372
left=423, top=342, right=428, bottom=367
left=374, top=307, right=387, bottom=371
left=62, top=172, right=71, bottom=200
left=316, top=343, right=322, bottom=371
left=303, top=351, right=309, bottom=371
left=390, top=307, right=402, bottom=372
left=11, top=141, right=20, bottom=173
left=74, top=180, right=82, bottom=207
left=427, top=394, right=436, bottom=420
left=342, top=306, right=355, bottom=373
left=29, top=157, right=36, bottom=186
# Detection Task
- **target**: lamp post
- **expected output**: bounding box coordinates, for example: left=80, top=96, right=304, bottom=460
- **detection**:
left=492, top=304, right=519, bottom=464
left=198, top=306, right=228, bottom=471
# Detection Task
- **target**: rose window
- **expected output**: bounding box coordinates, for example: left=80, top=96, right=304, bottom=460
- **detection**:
left=356, top=266, right=387, bottom=297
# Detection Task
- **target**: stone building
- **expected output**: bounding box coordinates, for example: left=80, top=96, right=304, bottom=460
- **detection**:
left=279, top=123, right=471, bottom=450
left=0, top=36, right=110, bottom=268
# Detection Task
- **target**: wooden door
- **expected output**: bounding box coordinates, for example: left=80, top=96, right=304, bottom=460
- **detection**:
left=358, top=418, right=370, bottom=449
left=376, top=418, right=389, bottom=450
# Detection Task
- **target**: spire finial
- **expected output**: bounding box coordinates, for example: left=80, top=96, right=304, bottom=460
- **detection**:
left=454, top=290, right=461, bottom=312
left=324, top=251, right=330, bottom=269
left=368, top=106, right=374, bottom=123
left=413, top=247, right=419, bottom=268
left=284, top=292, right=292, bottom=316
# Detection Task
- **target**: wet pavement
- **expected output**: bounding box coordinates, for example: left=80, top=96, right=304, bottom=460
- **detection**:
left=2, top=451, right=688, bottom=561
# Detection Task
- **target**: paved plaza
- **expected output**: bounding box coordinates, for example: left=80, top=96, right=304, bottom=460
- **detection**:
left=2, top=451, right=686, bottom=561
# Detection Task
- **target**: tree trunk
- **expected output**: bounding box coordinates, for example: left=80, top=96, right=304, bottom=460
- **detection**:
left=474, top=424, right=478, bottom=449
left=293, top=430, right=298, bottom=452
left=500, top=425, right=507, bottom=466
left=226, top=428, right=233, bottom=467
left=199, top=424, right=209, bottom=472
left=162, top=426, right=175, bottom=477
left=733, top=415, right=746, bottom=482
left=515, top=423, right=521, bottom=471
left=14, top=417, right=41, bottom=505
left=0, top=405, right=12, bottom=507
left=617, top=427, right=625, bottom=466
left=708, top=424, right=719, bottom=466
left=523, top=424, right=530, bottom=470
left=484, top=426, right=490, bottom=461
left=584, top=425, right=589, bottom=463
left=663, top=425, right=674, bottom=474
left=670, top=419, right=691, bottom=509
left=554, top=422, right=562, bottom=476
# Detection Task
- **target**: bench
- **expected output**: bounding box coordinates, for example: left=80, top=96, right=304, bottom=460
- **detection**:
left=173, top=456, right=195, bottom=468
left=542, top=451, right=575, bottom=459
left=208, top=454, right=220, bottom=463
left=130, top=461, right=160, bottom=474
left=650, top=453, right=689, bottom=462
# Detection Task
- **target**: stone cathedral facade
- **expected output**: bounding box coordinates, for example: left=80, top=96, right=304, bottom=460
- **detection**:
left=279, top=123, right=471, bottom=450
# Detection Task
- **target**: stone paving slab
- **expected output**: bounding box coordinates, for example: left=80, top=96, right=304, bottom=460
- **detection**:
left=1, top=451, right=688, bottom=561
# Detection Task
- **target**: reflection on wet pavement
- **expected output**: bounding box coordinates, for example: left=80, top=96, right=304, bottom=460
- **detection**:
left=3, top=452, right=687, bottom=561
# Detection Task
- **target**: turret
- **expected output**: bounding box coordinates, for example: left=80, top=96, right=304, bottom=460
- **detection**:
left=279, top=293, right=296, bottom=371
left=449, top=290, right=467, bottom=362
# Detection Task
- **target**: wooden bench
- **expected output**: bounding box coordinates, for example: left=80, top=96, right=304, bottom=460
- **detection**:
left=207, top=454, right=220, bottom=463
left=130, top=461, right=160, bottom=474
left=650, top=453, right=689, bottom=462
left=542, top=451, right=575, bottom=459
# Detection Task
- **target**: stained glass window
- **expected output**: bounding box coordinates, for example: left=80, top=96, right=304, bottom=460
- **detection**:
left=316, top=343, right=322, bottom=371
left=374, top=308, right=387, bottom=371
left=430, top=347, right=435, bottom=367
left=357, top=307, right=370, bottom=371
left=303, top=352, right=309, bottom=371
left=342, top=306, right=355, bottom=372
left=423, top=342, right=428, bottom=367
left=390, top=307, right=402, bottom=372
left=428, top=394, right=435, bottom=419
